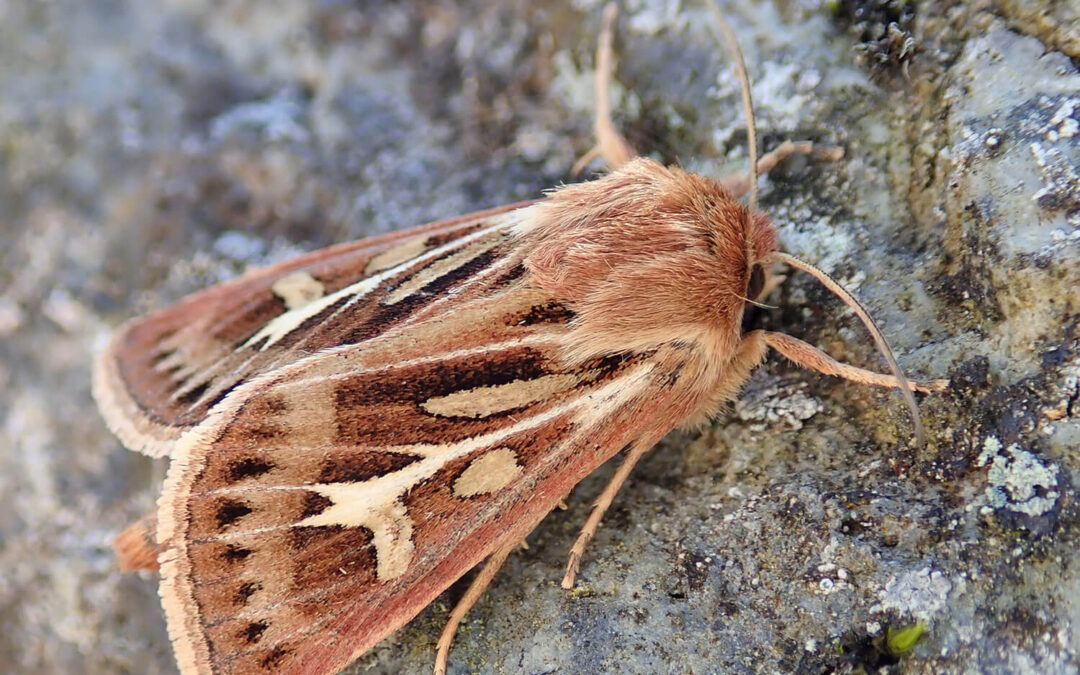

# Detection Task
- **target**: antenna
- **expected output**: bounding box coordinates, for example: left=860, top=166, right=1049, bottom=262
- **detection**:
left=771, top=252, right=926, bottom=446
left=707, top=1, right=759, bottom=213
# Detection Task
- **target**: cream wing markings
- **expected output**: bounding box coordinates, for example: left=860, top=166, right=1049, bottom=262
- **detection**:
left=270, top=272, right=326, bottom=311
left=241, top=220, right=514, bottom=353
left=453, top=448, right=523, bottom=498
left=161, top=222, right=516, bottom=423
left=155, top=278, right=675, bottom=673
left=295, top=363, right=653, bottom=580
left=94, top=206, right=532, bottom=458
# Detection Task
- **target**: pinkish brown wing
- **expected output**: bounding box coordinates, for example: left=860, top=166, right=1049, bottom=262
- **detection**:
left=155, top=275, right=691, bottom=674
left=94, top=203, right=532, bottom=458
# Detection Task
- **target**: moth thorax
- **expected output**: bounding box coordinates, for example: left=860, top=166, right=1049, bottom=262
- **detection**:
left=518, top=158, right=761, bottom=363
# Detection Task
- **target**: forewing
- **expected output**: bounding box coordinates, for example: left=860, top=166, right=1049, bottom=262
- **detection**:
left=155, top=279, right=691, bottom=674
left=93, top=203, right=531, bottom=457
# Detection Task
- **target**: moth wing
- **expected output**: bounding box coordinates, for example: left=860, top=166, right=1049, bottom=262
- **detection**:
left=154, top=280, right=691, bottom=674
left=93, top=203, right=531, bottom=457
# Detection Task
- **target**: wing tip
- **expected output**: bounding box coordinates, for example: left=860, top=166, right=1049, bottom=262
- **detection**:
left=92, top=321, right=179, bottom=458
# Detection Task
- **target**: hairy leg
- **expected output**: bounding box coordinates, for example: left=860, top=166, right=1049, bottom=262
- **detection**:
left=434, top=539, right=518, bottom=675
left=561, top=437, right=655, bottom=589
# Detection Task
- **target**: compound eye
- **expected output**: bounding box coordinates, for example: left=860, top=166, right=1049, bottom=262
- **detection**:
left=747, top=264, right=765, bottom=301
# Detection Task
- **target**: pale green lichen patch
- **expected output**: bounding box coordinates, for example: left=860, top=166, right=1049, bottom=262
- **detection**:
left=978, top=436, right=1060, bottom=517
left=873, top=568, right=956, bottom=622
left=733, top=378, right=824, bottom=432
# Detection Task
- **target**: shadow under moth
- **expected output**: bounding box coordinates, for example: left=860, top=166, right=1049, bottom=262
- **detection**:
left=93, top=3, right=947, bottom=673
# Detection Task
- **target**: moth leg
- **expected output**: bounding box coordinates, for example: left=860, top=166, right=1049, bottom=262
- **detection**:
left=758, top=330, right=948, bottom=393
left=113, top=512, right=161, bottom=572
left=575, top=2, right=637, bottom=174
left=570, top=145, right=603, bottom=176
left=719, top=140, right=845, bottom=197
left=562, top=436, right=654, bottom=589
left=434, top=539, right=518, bottom=675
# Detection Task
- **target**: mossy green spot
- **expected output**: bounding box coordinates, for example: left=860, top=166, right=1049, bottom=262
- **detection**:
left=886, top=622, right=926, bottom=656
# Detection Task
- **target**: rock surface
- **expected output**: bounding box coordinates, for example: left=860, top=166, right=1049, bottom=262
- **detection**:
left=1, top=1, right=1077, bottom=673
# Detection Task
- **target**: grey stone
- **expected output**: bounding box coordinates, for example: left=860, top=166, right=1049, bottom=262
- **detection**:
left=1, top=1, right=1077, bottom=673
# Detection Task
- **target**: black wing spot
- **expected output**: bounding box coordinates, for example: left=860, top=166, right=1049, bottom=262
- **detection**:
left=259, top=646, right=291, bottom=669
left=215, top=499, right=252, bottom=529
left=227, top=456, right=276, bottom=482
left=221, top=544, right=252, bottom=564
left=234, top=581, right=262, bottom=605
left=241, top=620, right=268, bottom=644
left=176, top=380, right=211, bottom=406
left=299, top=492, right=333, bottom=519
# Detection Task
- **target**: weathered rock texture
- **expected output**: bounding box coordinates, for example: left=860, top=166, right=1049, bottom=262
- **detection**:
left=0, top=0, right=1076, bottom=673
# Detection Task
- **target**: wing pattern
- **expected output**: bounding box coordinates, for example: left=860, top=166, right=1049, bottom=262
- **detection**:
left=156, top=263, right=694, bottom=674
left=99, top=202, right=711, bottom=674
left=94, top=203, right=531, bottom=457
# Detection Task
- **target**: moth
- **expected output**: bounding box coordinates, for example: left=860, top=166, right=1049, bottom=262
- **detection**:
left=94, top=3, right=947, bottom=674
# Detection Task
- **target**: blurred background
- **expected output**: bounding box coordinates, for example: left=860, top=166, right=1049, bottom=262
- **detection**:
left=1, top=0, right=1078, bottom=672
